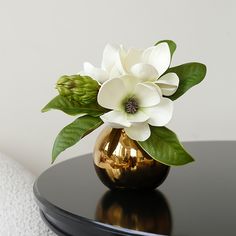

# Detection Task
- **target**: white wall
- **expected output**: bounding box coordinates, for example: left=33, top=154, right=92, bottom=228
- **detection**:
left=0, top=0, right=235, bottom=175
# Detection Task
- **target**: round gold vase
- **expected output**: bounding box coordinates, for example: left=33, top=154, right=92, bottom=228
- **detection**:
left=93, top=127, right=170, bottom=190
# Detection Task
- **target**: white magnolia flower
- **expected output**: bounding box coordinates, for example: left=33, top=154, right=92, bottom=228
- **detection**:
left=82, top=42, right=179, bottom=96
left=98, top=76, right=173, bottom=141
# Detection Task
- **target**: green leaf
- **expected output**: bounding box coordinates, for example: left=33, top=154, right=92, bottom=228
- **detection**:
left=52, top=115, right=103, bottom=163
left=155, top=40, right=177, bottom=57
left=166, top=62, right=207, bottom=100
left=41, top=95, right=107, bottom=117
left=138, top=126, right=194, bottom=166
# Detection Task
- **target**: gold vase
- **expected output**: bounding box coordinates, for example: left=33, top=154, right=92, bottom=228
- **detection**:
left=93, top=127, right=170, bottom=190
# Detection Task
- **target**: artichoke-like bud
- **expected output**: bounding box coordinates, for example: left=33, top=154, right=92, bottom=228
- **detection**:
left=56, top=75, right=100, bottom=105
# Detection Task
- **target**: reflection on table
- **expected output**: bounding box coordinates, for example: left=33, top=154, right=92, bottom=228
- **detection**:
left=96, top=190, right=172, bottom=235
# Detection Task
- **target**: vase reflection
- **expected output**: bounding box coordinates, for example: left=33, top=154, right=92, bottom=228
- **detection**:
left=95, top=190, right=172, bottom=235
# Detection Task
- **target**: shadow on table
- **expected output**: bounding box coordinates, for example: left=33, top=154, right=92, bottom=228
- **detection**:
left=95, top=190, right=172, bottom=235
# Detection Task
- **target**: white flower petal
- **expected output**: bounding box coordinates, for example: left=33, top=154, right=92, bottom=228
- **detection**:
left=124, top=123, right=151, bottom=141
left=119, top=45, right=127, bottom=61
left=130, top=63, right=159, bottom=82
left=97, top=77, right=127, bottom=110
left=134, top=83, right=161, bottom=107
left=100, top=111, right=131, bottom=128
left=142, top=43, right=171, bottom=77
left=124, top=48, right=143, bottom=72
left=144, top=98, right=173, bottom=126
left=101, top=44, right=120, bottom=72
left=127, top=110, right=149, bottom=123
left=158, top=72, right=179, bottom=86
left=157, top=72, right=179, bottom=96
left=83, top=62, right=108, bottom=83
left=144, top=82, right=163, bottom=96
left=116, top=45, right=127, bottom=74
left=142, top=46, right=154, bottom=62
left=109, top=64, right=123, bottom=79
left=120, top=75, right=140, bottom=94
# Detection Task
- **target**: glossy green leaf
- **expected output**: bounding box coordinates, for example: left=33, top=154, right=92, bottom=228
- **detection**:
left=52, top=116, right=103, bottom=163
left=155, top=40, right=177, bottom=57
left=138, top=126, right=194, bottom=166
left=166, top=62, right=207, bottom=100
left=42, top=95, right=107, bottom=117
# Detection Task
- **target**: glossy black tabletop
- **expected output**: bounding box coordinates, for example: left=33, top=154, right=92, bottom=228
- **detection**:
left=34, top=141, right=236, bottom=236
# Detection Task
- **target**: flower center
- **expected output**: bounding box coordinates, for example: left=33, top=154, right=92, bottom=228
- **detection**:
left=124, top=98, right=139, bottom=114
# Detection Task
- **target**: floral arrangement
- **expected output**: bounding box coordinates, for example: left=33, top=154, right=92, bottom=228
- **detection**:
left=42, top=40, right=206, bottom=165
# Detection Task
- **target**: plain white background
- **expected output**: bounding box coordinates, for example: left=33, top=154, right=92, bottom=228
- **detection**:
left=0, top=0, right=235, bottom=175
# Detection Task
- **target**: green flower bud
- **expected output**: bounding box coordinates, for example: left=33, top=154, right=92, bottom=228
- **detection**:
left=56, top=75, right=100, bottom=105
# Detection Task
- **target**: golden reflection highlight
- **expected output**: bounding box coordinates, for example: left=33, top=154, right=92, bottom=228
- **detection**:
left=96, top=190, right=172, bottom=235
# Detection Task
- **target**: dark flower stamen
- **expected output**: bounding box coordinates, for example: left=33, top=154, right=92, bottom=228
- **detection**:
left=124, top=98, right=139, bottom=114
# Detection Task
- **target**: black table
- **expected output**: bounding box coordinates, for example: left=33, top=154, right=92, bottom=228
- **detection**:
left=34, top=141, right=236, bottom=236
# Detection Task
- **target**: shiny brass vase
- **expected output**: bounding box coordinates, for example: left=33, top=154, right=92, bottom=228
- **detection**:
left=93, top=127, right=170, bottom=190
